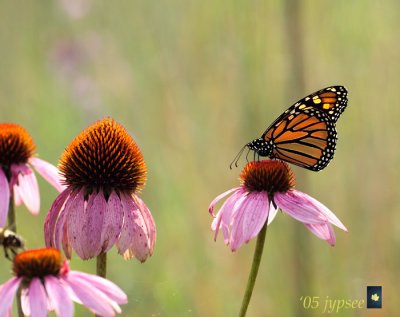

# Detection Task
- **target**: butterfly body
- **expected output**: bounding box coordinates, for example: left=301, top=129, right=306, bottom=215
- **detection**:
left=233, top=86, right=348, bottom=171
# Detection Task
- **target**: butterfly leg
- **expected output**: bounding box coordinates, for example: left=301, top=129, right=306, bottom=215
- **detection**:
left=245, top=148, right=251, bottom=163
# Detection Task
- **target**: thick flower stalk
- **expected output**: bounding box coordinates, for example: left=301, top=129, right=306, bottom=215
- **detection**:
left=0, top=123, right=64, bottom=226
left=209, top=160, right=347, bottom=251
left=0, top=248, right=127, bottom=317
left=44, top=118, right=156, bottom=262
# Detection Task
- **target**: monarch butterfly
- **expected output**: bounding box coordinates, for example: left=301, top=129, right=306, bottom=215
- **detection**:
left=231, top=86, right=348, bottom=171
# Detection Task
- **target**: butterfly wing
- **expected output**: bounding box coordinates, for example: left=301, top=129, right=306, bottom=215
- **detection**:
left=261, top=86, right=347, bottom=171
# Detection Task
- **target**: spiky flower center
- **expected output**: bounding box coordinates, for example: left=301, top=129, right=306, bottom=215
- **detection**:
left=59, top=118, right=146, bottom=195
left=0, top=123, right=35, bottom=167
left=13, top=248, right=64, bottom=282
left=240, top=160, right=295, bottom=193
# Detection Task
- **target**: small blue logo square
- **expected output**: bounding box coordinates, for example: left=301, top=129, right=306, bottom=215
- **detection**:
left=367, top=286, right=382, bottom=309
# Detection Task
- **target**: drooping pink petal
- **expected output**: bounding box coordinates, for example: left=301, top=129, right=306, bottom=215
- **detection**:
left=21, top=288, right=30, bottom=317
left=211, top=188, right=244, bottom=242
left=292, top=190, right=347, bottom=231
left=4, top=308, right=11, bottom=317
left=230, top=192, right=269, bottom=251
left=100, top=191, right=123, bottom=253
left=53, top=190, right=80, bottom=258
left=67, top=272, right=127, bottom=304
left=29, top=157, right=66, bottom=193
left=8, top=164, right=21, bottom=188
left=0, top=167, right=10, bottom=227
left=267, top=203, right=278, bottom=225
left=65, top=275, right=121, bottom=317
left=45, top=276, right=74, bottom=317
left=132, top=194, right=156, bottom=255
left=0, top=277, right=22, bottom=317
left=116, top=194, right=135, bottom=255
left=29, top=278, right=48, bottom=317
left=13, top=184, right=22, bottom=206
left=304, top=223, right=336, bottom=246
left=83, top=191, right=106, bottom=258
left=44, top=188, right=73, bottom=247
left=274, top=191, right=328, bottom=224
left=116, top=193, right=151, bottom=261
left=208, top=187, right=240, bottom=216
left=14, top=164, right=40, bottom=214
left=66, top=189, right=86, bottom=259
left=62, top=221, right=73, bottom=259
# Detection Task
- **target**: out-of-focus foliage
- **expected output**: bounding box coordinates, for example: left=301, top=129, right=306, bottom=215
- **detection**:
left=0, top=1, right=397, bottom=316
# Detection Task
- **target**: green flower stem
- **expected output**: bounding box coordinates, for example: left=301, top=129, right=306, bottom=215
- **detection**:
left=238, top=222, right=268, bottom=317
left=7, top=193, right=23, bottom=317
left=95, top=252, right=107, bottom=317
left=96, top=252, right=107, bottom=278
left=7, top=193, right=16, bottom=232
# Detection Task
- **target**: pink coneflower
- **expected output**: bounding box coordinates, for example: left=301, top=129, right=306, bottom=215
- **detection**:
left=44, top=118, right=156, bottom=261
left=0, top=123, right=64, bottom=226
left=209, top=160, right=347, bottom=251
left=0, top=248, right=127, bottom=317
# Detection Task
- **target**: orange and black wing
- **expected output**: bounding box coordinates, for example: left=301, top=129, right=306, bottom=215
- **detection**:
left=265, top=86, right=348, bottom=129
left=263, top=111, right=336, bottom=170
left=260, top=86, right=347, bottom=171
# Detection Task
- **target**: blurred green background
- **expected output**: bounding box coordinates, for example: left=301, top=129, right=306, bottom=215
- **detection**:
left=0, top=1, right=398, bottom=316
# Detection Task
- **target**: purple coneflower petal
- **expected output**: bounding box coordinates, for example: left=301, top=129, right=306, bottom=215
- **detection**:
left=133, top=195, right=156, bottom=254
left=65, top=275, right=120, bottom=317
left=29, top=278, right=48, bottom=317
left=62, top=223, right=73, bottom=259
left=230, top=192, right=269, bottom=251
left=115, top=194, right=135, bottom=256
left=274, top=191, right=329, bottom=224
left=298, top=191, right=347, bottom=231
left=101, top=191, right=123, bottom=253
left=211, top=188, right=243, bottom=243
left=21, top=288, right=30, bottom=316
left=0, top=277, right=21, bottom=317
left=267, top=203, right=278, bottom=225
left=68, top=272, right=128, bottom=304
left=117, top=193, right=151, bottom=261
left=304, top=223, right=336, bottom=246
left=66, top=189, right=86, bottom=259
left=53, top=190, right=80, bottom=257
left=208, top=187, right=240, bottom=216
left=44, top=188, right=72, bottom=247
left=45, top=276, right=74, bottom=317
left=29, top=157, right=65, bottom=193
left=84, top=191, right=106, bottom=258
left=0, top=167, right=10, bottom=227
left=14, top=164, right=40, bottom=215
left=13, top=185, right=22, bottom=206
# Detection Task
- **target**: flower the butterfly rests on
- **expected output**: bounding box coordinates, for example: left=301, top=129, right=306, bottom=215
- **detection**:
left=231, top=86, right=348, bottom=171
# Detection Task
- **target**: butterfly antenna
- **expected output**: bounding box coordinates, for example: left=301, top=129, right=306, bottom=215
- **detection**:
left=230, top=144, right=247, bottom=169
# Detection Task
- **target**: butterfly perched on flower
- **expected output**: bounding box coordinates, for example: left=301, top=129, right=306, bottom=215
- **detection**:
left=231, top=86, right=348, bottom=171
